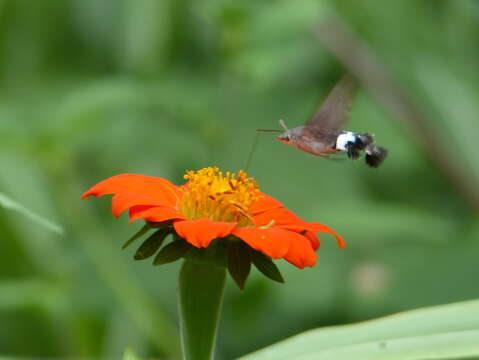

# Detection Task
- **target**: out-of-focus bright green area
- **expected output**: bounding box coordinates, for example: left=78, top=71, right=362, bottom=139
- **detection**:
left=1, top=0, right=478, bottom=359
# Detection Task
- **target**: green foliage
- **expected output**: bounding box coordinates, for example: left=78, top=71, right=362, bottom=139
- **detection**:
left=0, top=0, right=479, bottom=359
left=239, top=299, right=479, bottom=360
left=0, top=192, right=63, bottom=234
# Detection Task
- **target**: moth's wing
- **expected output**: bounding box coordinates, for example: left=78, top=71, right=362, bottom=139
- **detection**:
left=306, top=73, right=358, bottom=132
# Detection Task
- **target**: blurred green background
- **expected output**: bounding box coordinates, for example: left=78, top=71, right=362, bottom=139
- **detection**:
left=1, top=0, right=479, bottom=359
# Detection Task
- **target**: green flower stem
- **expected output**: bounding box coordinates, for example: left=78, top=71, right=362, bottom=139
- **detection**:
left=178, top=259, right=226, bottom=360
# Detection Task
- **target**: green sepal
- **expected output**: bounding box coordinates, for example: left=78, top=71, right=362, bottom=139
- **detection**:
left=250, top=250, right=284, bottom=284
left=134, top=228, right=171, bottom=260
left=185, top=239, right=227, bottom=268
left=122, top=223, right=151, bottom=249
left=154, top=236, right=191, bottom=265
left=149, top=220, right=173, bottom=228
left=227, top=241, right=251, bottom=290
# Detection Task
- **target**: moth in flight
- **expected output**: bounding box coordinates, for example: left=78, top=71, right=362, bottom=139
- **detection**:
left=260, top=74, right=388, bottom=167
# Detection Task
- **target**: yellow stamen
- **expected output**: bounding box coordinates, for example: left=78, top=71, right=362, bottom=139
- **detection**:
left=179, top=167, right=261, bottom=226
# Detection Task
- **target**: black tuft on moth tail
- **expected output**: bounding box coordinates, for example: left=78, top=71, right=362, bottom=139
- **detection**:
left=365, top=145, right=388, bottom=168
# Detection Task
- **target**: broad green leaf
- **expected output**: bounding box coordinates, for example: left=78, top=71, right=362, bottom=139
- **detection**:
left=250, top=250, right=284, bottom=284
left=227, top=241, right=251, bottom=290
left=238, top=299, right=479, bottom=360
left=0, top=192, right=63, bottom=234
left=122, top=223, right=151, bottom=249
left=134, top=228, right=170, bottom=260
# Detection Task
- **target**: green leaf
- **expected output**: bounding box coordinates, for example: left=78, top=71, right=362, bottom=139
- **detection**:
left=238, top=299, right=479, bottom=360
left=122, top=223, right=151, bottom=249
left=122, top=347, right=142, bottom=360
left=227, top=241, right=251, bottom=290
left=0, top=192, right=63, bottom=234
left=250, top=250, right=284, bottom=284
left=153, top=238, right=191, bottom=265
left=134, top=228, right=170, bottom=260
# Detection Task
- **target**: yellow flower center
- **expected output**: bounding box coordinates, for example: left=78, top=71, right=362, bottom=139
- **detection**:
left=179, top=167, right=261, bottom=226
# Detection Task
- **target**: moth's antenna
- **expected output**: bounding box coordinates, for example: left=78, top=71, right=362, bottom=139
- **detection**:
left=244, top=132, right=260, bottom=172
left=256, top=129, right=282, bottom=133
left=279, top=119, right=289, bottom=131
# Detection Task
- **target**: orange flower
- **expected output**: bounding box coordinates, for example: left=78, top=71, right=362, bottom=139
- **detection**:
left=82, top=167, right=344, bottom=269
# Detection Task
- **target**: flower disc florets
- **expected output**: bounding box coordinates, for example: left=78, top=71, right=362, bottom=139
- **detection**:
left=179, top=167, right=260, bottom=227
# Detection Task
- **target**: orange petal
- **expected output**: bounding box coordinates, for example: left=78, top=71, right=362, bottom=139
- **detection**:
left=233, top=227, right=317, bottom=268
left=82, top=174, right=182, bottom=208
left=111, top=192, right=170, bottom=217
left=283, top=232, right=318, bottom=269
left=256, top=207, right=345, bottom=249
left=253, top=207, right=306, bottom=227
left=287, top=222, right=345, bottom=248
left=129, top=205, right=154, bottom=218
left=250, top=193, right=284, bottom=215
left=128, top=205, right=186, bottom=223
left=174, top=219, right=237, bottom=248
left=232, top=227, right=291, bottom=259
left=303, top=231, right=320, bottom=251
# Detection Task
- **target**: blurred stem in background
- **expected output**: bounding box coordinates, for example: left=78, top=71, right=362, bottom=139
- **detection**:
left=315, top=14, right=479, bottom=211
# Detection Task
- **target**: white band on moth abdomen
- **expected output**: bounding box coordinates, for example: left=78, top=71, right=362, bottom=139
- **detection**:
left=336, top=132, right=356, bottom=151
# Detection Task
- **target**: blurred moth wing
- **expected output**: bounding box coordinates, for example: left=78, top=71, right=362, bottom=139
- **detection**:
left=306, top=73, right=358, bottom=132
left=276, top=73, right=358, bottom=157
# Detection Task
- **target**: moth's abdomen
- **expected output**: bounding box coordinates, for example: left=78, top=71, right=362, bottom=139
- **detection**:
left=365, top=146, right=388, bottom=167
left=335, top=132, right=356, bottom=151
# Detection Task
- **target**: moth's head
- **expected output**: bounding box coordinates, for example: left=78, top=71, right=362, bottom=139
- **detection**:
left=277, top=131, right=294, bottom=144
left=276, top=119, right=296, bottom=145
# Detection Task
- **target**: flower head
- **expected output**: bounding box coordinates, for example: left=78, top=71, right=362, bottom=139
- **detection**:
left=82, top=167, right=344, bottom=288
